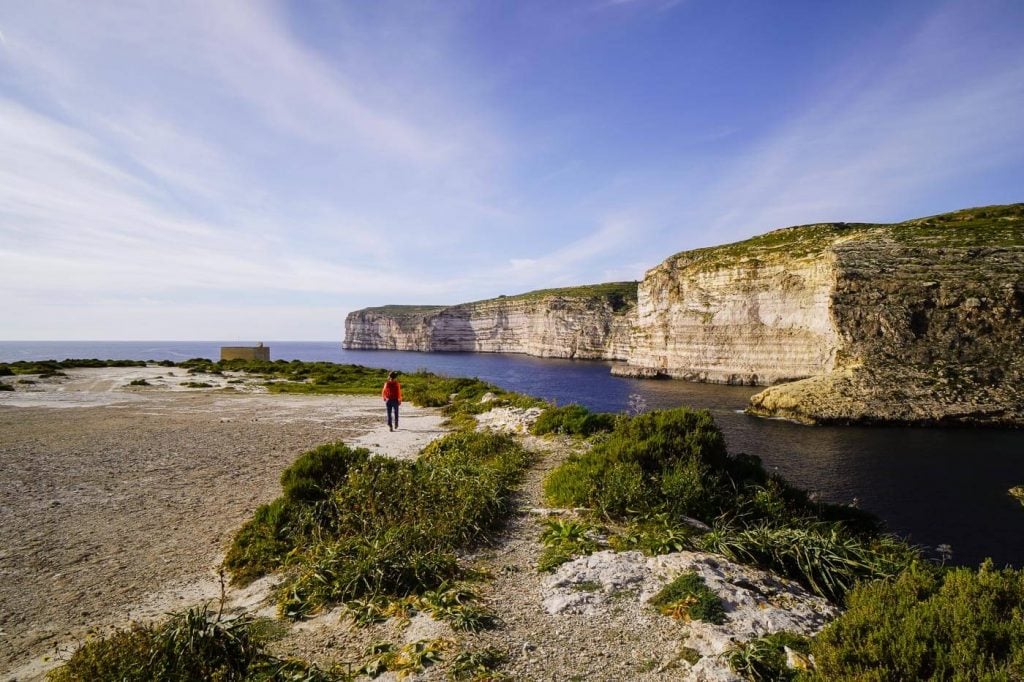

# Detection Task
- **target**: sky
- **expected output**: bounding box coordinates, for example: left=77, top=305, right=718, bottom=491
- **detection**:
left=1, top=0, right=1022, bottom=341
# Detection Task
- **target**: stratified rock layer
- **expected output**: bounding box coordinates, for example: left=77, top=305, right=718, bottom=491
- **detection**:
left=344, top=284, right=636, bottom=360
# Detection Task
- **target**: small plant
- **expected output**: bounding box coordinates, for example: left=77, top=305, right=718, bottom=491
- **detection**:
left=358, top=639, right=452, bottom=679
left=128, top=378, right=150, bottom=386
left=536, top=518, right=601, bottom=572
left=1010, top=485, right=1024, bottom=507
left=0, top=383, right=13, bottom=391
left=725, top=632, right=811, bottom=681
left=17, top=379, right=36, bottom=385
left=649, top=571, right=726, bottom=625
left=184, top=381, right=213, bottom=388
left=626, top=392, right=648, bottom=415
left=611, top=513, right=694, bottom=555
left=449, top=647, right=509, bottom=680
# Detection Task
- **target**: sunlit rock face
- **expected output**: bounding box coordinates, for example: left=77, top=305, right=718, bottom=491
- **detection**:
left=620, top=253, right=840, bottom=385
left=343, top=289, right=636, bottom=360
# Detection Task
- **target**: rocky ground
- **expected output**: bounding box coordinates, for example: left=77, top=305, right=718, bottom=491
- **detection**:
left=1, top=371, right=835, bottom=681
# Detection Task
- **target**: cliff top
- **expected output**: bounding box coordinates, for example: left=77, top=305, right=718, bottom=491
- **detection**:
left=462, top=280, right=639, bottom=311
left=663, top=203, right=1024, bottom=271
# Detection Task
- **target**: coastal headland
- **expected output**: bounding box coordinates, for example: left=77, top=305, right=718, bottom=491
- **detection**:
left=345, top=203, right=1024, bottom=427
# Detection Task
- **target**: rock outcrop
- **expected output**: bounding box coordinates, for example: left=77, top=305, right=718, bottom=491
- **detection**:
left=343, top=283, right=637, bottom=360
left=344, top=204, right=1024, bottom=426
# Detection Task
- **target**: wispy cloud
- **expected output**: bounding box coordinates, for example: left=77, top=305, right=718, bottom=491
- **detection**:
left=682, top=3, right=1024, bottom=243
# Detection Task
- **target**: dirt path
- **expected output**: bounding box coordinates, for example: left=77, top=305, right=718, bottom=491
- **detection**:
left=0, top=368, right=444, bottom=681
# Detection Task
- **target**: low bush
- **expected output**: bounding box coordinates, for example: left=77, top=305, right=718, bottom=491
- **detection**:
left=226, top=432, right=531, bottom=617
left=698, top=521, right=916, bottom=603
left=46, top=604, right=343, bottom=681
left=128, top=378, right=150, bottom=386
left=810, top=560, right=1024, bottom=680
left=649, top=571, right=726, bottom=624
left=543, top=407, right=911, bottom=602
left=531, top=404, right=616, bottom=436
left=0, top=383, right=13, bottom=391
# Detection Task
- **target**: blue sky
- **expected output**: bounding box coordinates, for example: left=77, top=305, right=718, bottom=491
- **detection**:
left=1, top=0, right=1022, bottom=340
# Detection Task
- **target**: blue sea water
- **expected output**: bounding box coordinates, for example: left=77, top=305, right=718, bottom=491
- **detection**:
left=2, top=340, right=1023, bottom=567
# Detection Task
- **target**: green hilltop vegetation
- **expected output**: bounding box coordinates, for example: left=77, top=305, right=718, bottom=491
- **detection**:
left=360, top=281, right=640, bottom=321
left=464, top=280, right=639, bottom=311
left=665, top=202, right=1024, bottom=270
left=42, top=358, right=1024, bottom=680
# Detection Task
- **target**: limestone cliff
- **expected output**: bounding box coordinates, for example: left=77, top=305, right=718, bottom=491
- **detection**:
left=343, top=283, right=636, bottom=360
left=343, top=204, right=1024, bottom=426
left=621, top=204, right=1023, bottom=425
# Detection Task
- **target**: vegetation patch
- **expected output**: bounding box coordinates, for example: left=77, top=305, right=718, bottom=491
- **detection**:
left=725, top=631, right=811, bottom=682
left=448, top=646, right=510, bottom=680
left=649, top=571, right=726, bottom=624
left=536, top=518, right=602, bottom=572
left=46, top=604, right=344, bottom=681
left=531, top=404, right=616, bottom=437
left=225, top=431, right=531, bottom=619
left=0, top=359, right=147, bottom=375
left=543, top=407, right=914, bottom=602
left=810, top=560, right=1024, bottom=680
left=128, top=378, right=150, bottom=386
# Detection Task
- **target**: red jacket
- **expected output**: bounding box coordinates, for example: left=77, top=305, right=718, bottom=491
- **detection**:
left=382, top=380, right=402, bottom=403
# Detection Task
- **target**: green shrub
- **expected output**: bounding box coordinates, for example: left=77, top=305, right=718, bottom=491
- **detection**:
left=543, top=408, right=731, bottom=519
left=0, top=383, right=13, bottom=391
left=531, top=404, right=617, bottom=436
left=726, top=631, right=811, bottom=682
left=698, top=521, right=916, bottom=603
left=810, top=561, right=1024, bottom=680
left=536, top=518, right=601, bottom=572
left=649, top=571, right=726, bottom=624
left=46, top=604, right=345, bottom=682
left=226, top=432, right=531, bottom=617
left=128, top=378, right=150, bottom=386
left=0, top=365, right=13, bottom=376
left=611, top=513, right=693, bottom=555
left=280, top=443, right=370, bottom=503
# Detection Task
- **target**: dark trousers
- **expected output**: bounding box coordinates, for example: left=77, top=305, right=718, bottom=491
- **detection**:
left=386, top=400, right=400, bottom=428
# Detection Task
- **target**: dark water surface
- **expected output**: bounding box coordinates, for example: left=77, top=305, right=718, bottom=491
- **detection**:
left=3, top=341, right=1022, bottom=567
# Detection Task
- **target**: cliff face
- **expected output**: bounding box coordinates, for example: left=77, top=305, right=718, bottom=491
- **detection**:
left=619, top=204, right=1023, bottom=424
left=747, top=208, right=1024, bottom=425
left=343, top=284, right=636, bottom=360
left=621, top=252, right=840, bottom=384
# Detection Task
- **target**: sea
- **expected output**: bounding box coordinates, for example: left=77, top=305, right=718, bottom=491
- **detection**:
left=2, top=340, right=1023, bottom=568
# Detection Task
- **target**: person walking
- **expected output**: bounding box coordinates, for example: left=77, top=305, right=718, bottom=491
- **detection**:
left=382, top=371, right=402, bottom=431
